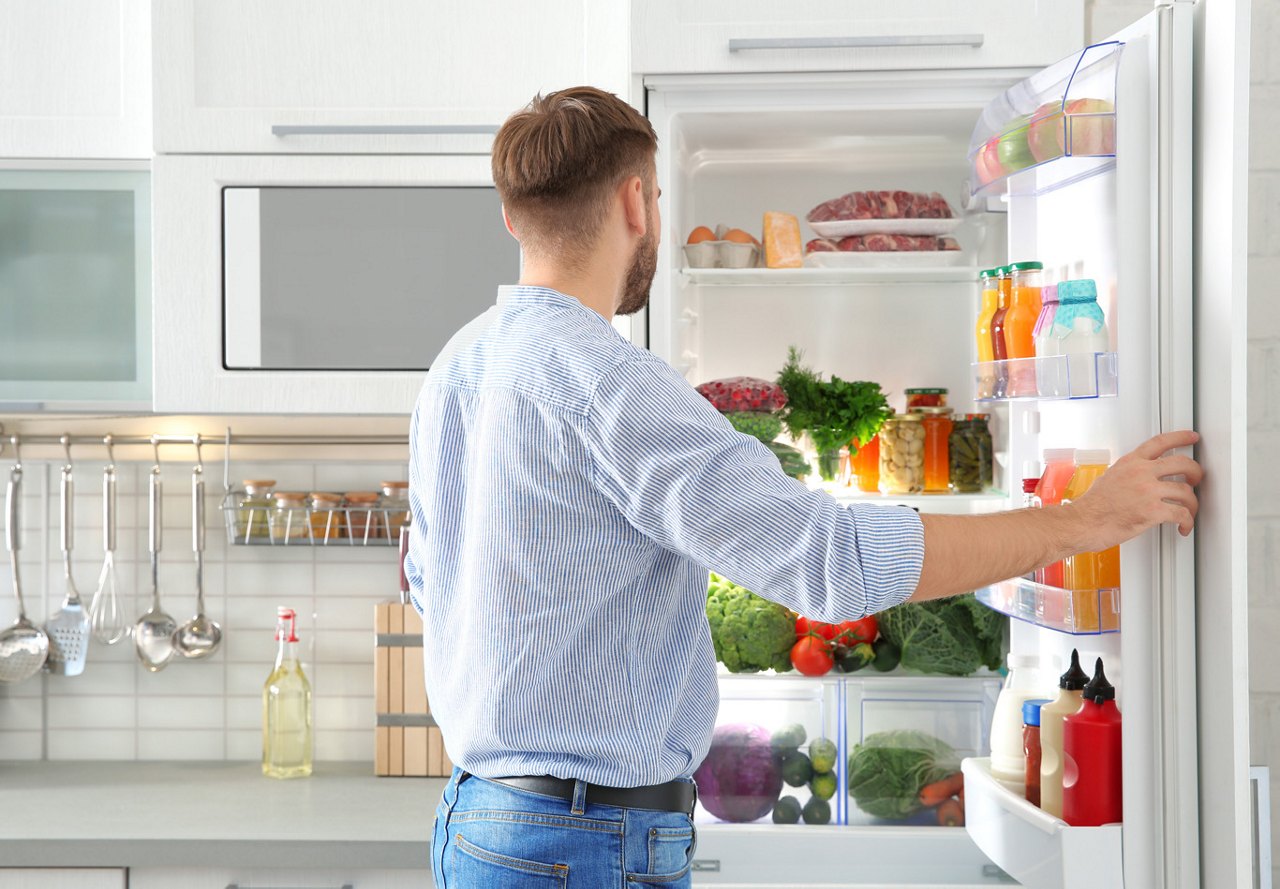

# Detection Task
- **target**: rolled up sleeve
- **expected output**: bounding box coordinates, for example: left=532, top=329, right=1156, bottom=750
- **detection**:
left=581, top=357, right=924, bottom=620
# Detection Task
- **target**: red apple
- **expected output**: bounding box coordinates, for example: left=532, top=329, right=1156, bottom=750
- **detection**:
left=1064, top=98, right=1116, bottom=156
left=1027, top=100, right=1067, bottom=164
left=974, top=136, right=1005, bottom=186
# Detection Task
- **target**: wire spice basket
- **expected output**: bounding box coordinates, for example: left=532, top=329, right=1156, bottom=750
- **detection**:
left=220, top=491, right=406, bottom=547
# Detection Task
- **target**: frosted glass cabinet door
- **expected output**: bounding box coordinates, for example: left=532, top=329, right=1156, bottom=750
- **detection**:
left=0, top=170, right=151, bottom=406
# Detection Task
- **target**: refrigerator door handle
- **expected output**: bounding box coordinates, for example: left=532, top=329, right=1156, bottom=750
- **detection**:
left=727, top=34, right=984, bottom=52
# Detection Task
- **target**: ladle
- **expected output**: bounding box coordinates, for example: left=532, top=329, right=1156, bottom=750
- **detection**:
left=134, top=449, right=177, bottom=672
left=175, top=437, right=221, bottom=659
left=0, top=449, right=49, bottom=684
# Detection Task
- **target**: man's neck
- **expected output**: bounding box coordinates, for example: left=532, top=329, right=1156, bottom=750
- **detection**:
left=518, top=260, right=620, bottom=322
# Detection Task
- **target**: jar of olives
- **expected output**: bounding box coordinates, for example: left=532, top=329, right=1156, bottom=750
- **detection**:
left=878, top=414, right=925, bottom=494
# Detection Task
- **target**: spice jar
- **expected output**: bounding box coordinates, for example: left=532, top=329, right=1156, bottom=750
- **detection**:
left=380, top=481, right=410, bottom=531
left=878, top=414, right=924, bottom=495
left=237, top=479, right=276, bottom=540
left=309, top=492, right=346, bottom=543
left=344, top=492, right=383, bottom=542
left=905, top=388, right=948, bottom=410
left=913, top=407, right=955, bottom=493
left=270, top=492, right=309, bottom=543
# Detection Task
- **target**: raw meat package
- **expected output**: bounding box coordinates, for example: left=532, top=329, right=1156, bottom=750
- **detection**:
left=696, top=377, right=788, bottom=413
left=805, top=235, right=960, bottom=254
left=807, top=190, right=954, bottom=223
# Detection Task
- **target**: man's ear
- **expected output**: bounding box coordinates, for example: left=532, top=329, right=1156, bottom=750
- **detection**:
left=619, top=175, right=648, bottom=238
left=501, top=205, right=518, bottom=240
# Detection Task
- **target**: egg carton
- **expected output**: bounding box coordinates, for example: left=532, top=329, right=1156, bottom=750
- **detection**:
left=682, top=224, right=761, bottom=269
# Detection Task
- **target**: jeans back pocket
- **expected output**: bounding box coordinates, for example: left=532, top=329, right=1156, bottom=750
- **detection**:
left=452, top=832, right=569, bottom=887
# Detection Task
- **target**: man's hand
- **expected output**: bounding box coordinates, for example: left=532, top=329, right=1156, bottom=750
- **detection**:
left=1069, top=430, right=1203, bottom=551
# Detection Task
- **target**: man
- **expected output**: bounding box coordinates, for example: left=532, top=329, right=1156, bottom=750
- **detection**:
left=406, top=87, right=1201, bottom=888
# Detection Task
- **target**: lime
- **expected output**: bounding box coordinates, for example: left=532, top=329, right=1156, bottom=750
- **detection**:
left=809, top=737, right=837, bottom=774
left=809, top=770, right=837, bottom=801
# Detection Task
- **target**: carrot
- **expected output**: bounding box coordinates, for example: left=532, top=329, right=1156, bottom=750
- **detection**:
left=936, top=797, right=965, bottom=827
left=919, top=772, right=965, bottom=807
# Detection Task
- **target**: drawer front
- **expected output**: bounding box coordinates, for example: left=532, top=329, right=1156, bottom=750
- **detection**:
left=128, top=869, right=429, bottom=889
left=633, top=0, right=1085, bottom=75
left=0, top=870, right=125, bottom=889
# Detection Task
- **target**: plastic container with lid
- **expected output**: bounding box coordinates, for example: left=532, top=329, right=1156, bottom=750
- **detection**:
left=237, top=479, right=276, bottom=540
left=905, top=388, right=948, bottom=409
left=380, top=480, right=410, bottom=531
left=344, top=491, right=384, bottom=542
left=975, top=268, right=1001, bottom=399
left=989, top=653, right=1049, bottom=795
left=1052, top=279, right=1110, bottom=397
left=1063, top=658, right=1123, bottom=826
left=1022, top=698, right=1052, bottom=808
left=913, top=406, right=954, bottom=493
left=270, top=492, right=309, bottom=542
left=309, top=492, right=346, bottom=543
left=878, top=414, right=924, bottom=494
left=1004, top=261, right=1044, bottom=396
left=1040, top=649, right=1090, bottom=819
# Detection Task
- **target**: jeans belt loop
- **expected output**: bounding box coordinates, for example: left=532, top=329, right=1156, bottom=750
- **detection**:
left=571, top=778, right=588, bottom=815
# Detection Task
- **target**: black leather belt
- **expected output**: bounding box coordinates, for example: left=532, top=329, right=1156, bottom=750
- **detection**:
left=487, top=775, right=697, bottom=814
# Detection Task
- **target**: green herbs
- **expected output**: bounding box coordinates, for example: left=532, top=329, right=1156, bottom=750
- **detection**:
left=776, top=347, right=892, bottom=454
left=875, top=594, right=1006, bottom=676
left=847, top=730, right=960, bottom=820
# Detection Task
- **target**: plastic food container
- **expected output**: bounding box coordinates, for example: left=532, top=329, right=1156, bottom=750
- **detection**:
left=878, top=414, right=925, bottom=495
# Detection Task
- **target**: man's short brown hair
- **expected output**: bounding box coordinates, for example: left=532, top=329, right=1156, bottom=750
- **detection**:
left=492, top=86, right=658, bottom=261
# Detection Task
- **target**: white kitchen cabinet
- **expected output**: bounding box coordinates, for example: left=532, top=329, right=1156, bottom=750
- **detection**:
left=0, top=870, right=125, bottom=889
left=153, top=0, right=630, bottom=154
left=632, top=0, right=1084, bottom=75
left=128, top=868, right=429, bottom=889
left=0, top=0, right=151, bottom=159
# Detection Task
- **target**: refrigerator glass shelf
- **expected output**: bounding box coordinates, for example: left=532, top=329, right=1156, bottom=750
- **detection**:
left=967, top=40, right=1123, bottom=199
left=824, top=486, right=1008, bottom=516
left=973, top=352, right=1118, bottom=402
left=680, top=266, right=979, bottom=286
left=976, top=577, right=1120, bottom=635
left=962, top=757, right=1122, bottom=889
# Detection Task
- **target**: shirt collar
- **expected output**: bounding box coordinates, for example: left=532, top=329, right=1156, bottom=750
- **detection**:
left=497, top=285, right=614, bottom=330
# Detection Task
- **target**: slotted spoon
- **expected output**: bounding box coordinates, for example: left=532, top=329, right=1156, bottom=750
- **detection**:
left=0, top=467, right=49, bottom=684
left=45, top=456, right=91, bottom=676
left=134, top=464, right=177, bottom=672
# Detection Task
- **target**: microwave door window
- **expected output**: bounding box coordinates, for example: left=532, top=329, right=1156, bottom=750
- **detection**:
left=223, top=187, right=519, bottom=371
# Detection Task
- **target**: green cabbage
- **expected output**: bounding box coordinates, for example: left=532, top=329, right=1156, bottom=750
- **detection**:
left=847, top=730, right=959, bottom=820
left=875, top=594, right=1006, bottom=676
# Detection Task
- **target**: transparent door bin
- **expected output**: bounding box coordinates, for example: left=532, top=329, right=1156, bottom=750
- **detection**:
left=694, top=676, right=844, bottom=827
left=973, top=352, right=1118, bottom=402
left=221, top=492, right=401, bottom=547
left=845, top=677, right=1001, bottom=829
left=961, top=757, right=1122, bottom=889
left=968, top=41, right=1123, bottom=199
left=976, top=578, right=1121, bottom=636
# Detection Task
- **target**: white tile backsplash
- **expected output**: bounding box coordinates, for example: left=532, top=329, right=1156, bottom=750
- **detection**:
left=0, top=458, right=403, bottom=764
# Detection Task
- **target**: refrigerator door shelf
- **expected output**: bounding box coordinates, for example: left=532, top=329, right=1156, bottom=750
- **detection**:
left=968, top=41, right=1124, bottom=199
left=973, top=352, right=1119, bottom=403
left=976, top=578, right=1120, bottom=636
left=682, top=266, right=979, bottom=286
left=962, top=757, right=1122, bottom=889
left=825, top=487, right=1008, bottom=516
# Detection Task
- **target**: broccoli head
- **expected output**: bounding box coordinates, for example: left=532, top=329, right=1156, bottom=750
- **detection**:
left=705, top=574, right=795, bottom=673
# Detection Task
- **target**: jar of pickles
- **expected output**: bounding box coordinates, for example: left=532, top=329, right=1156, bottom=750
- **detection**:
left=309, top=492, right=346, bottom=543
left=913, top=407, right=955, bottom=493
left=270, top=492, right=309, bottom=542
left=380, top=481, right=410, bottom=530
left=878, top=414, right=925, bottom=494
left=345, top=491, right=383, bottom=542
left=949, top=414, right=994, bottom=492
left=237, top=479, right=276, bottom=540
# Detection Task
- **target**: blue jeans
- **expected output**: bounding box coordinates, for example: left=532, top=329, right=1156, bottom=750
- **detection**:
left=432, top=768, right=697, bottom=888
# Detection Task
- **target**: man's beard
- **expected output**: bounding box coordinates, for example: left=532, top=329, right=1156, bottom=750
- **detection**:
left=616, top=224, right=658, bottom=317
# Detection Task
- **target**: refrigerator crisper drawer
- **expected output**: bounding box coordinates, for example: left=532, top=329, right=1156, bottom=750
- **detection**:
left=961, top=757, right=1122, bottom=889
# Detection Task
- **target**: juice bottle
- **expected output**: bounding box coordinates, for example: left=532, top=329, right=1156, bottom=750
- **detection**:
left=989, top=653, right=1048, bottom=795
left=263, top=606, right=313, bottom=778
left=1040, top=649, right=1090, bottom=819
left=1005, top=261, right=1043, bottom=396
left=989, top=267, right=1011, bottom=397
left=975, top=268, right=1000, bottom=399
left=1061, top=450, right=1120, bottom=632
left=1034, top=448, right=1077, bottom=591
left=1063, top=658, right=1122, bottom=827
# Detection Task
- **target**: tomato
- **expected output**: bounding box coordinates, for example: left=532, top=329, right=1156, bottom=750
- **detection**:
left=795, top=616, right=840, bottom=642
left=791, top=636, right=834, bottom=676
left=835, top=616, right=879, bottom=646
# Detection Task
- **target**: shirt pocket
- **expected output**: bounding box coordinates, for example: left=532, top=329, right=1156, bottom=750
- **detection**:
left=452, top=831, right=569, bottom=888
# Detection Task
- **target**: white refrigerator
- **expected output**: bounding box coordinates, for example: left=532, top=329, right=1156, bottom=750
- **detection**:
left=640, top=2, right=1253, bottom=886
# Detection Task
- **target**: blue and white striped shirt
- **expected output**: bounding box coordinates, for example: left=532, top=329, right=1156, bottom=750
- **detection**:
left=405, top=286, right=924, bottom=787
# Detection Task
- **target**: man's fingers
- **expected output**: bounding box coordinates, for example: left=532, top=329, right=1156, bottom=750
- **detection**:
left=1153, top=453, right=1204, bottom=485
left=1131, top=429, right=1199, bottom=461
left=1159, top=481, right=1199, bottom=516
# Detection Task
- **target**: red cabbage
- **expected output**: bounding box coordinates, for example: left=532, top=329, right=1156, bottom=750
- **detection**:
left=693, top=723, right=783, bottom=822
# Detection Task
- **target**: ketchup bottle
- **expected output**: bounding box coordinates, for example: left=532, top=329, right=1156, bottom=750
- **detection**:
left=1062, top=658, right=1122, bottom=826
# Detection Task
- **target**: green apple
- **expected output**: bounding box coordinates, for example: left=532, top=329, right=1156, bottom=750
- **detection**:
left=996, top=115, right=1035, bottom=174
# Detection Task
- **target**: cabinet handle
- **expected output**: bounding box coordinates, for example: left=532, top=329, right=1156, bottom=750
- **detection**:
left=727, top=34, right=984, bottom=52
left=270, top=124, right=499, bottom=136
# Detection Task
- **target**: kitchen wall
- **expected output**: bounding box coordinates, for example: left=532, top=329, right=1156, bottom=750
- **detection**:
left=0, top=458, right=406, bottom=763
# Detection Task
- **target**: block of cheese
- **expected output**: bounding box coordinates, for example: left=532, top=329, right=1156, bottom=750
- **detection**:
left=763, top=211, right=803, bottom=269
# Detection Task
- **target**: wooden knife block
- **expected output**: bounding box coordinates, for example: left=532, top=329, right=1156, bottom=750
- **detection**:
left=374, top=602, right=452, bottom=777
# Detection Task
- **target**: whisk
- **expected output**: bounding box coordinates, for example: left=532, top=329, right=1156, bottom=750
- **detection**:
left=89, top=437, right=127, bottom=645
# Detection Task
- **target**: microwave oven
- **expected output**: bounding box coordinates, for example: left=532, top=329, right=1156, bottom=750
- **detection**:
left=154, top=154, right=522, bottom=414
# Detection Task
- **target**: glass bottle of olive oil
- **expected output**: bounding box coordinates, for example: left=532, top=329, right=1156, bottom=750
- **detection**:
left=263, top=606, right=312, bottom=778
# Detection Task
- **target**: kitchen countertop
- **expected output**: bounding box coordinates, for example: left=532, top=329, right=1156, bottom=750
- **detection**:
left=0, top=761, right=442, bottom=869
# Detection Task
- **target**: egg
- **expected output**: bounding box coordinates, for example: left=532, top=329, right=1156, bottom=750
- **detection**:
left=723, top=228, right=758, bottom=246
left=686, top=226, right=716, bottom=244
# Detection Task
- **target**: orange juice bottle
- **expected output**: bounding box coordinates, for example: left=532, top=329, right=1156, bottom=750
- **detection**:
left=1005, top=261, right=1043, bottom=396
left=1034, top=449, right=1076, bottom=589
left=1061, top=450, right=1120, bottom=632
left=975, top=268, right=1000, bottom=398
